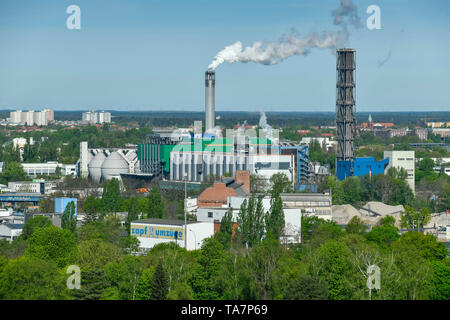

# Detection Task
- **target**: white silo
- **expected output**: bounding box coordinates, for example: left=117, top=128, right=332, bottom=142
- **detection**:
left=101, top=151, right=129, bottom=181
left=88, top=152, right=106, bottom=183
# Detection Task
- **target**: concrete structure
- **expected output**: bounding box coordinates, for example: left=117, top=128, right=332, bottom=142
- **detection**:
left=130, top=218, right=214, bottom=251
left=384, top=150, right=415, bottom=193
left=0, top=223, right=23, bottom=242
left=335, top=48, right=356, bottom=172
left=205, top=70, right=215, bottom=133
left=54, top=197, right=77, bottom=215
left=77, top=141, right=138, bottom=182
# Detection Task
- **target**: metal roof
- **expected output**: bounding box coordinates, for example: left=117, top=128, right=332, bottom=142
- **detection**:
left=131, top=218, right=199, bottom=226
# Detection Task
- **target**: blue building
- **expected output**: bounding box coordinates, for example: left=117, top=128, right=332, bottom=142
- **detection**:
left=54, top=197, right=77, bottom=215
left=337, top=157, right=389, bottom=181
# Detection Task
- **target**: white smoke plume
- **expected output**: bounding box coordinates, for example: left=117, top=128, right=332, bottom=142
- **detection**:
left=208, top=0, right=361, bottom=70
left=259, top=111, right=273, bottom=140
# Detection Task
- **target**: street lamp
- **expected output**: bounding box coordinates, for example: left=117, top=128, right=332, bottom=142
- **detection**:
left=189, top=228, right=197, bottom=250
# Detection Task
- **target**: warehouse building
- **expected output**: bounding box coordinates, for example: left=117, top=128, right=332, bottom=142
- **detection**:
left=130, top=219, right=214, bottom=251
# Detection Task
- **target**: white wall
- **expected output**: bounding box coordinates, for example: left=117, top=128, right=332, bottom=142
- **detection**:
left=131, top=221, right=214, bottom=251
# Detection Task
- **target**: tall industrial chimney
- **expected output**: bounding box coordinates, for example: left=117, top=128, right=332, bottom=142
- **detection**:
left=336, top=48, right=356, bottom=172
left=205, top=70, right=215, bottom=132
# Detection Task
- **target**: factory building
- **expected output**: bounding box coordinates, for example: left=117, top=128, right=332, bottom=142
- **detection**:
left=384, top=150, right=415, bottom=193
left=21, top=162, right=76, bottom=177
left=137, top=133, right=312, bottom=191
left=130, top=219, right=214, bottom=251
left=77, top=141, right=138, bottom=182
left=337, top=157, right=390, bottom=181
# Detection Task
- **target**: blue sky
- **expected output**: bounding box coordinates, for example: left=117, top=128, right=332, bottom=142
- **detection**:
left=0, top=0, right=449, bottom=112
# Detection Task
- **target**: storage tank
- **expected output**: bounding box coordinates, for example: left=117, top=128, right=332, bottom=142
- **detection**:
left=88, top=152, right=106, bottom=183
left=101, top=151, right=129, bottom=181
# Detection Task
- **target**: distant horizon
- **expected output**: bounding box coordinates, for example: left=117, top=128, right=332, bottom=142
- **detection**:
left=1, top=108, right=450, bottom=114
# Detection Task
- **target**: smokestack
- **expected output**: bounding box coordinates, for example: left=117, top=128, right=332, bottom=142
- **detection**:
left=205, top=70, right=215, bottom=132
left=336, top=48, right=356, bottom=164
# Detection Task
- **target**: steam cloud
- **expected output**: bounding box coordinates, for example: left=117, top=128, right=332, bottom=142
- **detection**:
left=208, top=0, right=361, bottom=70
left=259, top=111, right=273, bottom=140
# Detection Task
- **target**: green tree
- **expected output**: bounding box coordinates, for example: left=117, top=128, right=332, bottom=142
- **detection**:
left=147, top=187, right=167, bottom=219
left=342, top=177, right=361, bottom=204
left=151, top=260, right=169, bottom=300
left=77, top=239, right=122, bottom=269
left=61, top=200, right=77, bottom=233
left=167, top=282, right=194, bottom=300
left=401, top=206, right=432, bottom=232
left=189, top=237, right=226, bottom=300
left=429, top=260, right=450, bottom=300
left=26, top=225, right=78, bottom=268
left=104, top=256, right=144, bottom=300
left=0, top=256, right=69, bottom=300
left=270, top=172, right=293, bottom=194
left=101, top=179, right=122, bottom=214
left=0, top=161, right=27, bottom=184
left=314, top=240, right=352, bottom=300
left=265, top=192, right=285, bottom=240
left=21, top=216, right=53, bottom=240
left=284, top=275, right=328, bottom=300
left=72, top=269, right=109, bottom=300
left=236, top=196, right=265, bottom=248
left=345, top=216, right=366, bottom=235
left=365, top=225, right=400, bottom=249
left=83, top=195, right=100, bottom=224
left=135, top=267, right=155, bottom=300
left=39, top=198, right=54, bottom=214
left=126, top=197, right=139, bottom=235
left=215, top=208, right=234, bottom=249
left=377, top=215, right=396, bottom=227
left=395, top=231, right=447, bottom=261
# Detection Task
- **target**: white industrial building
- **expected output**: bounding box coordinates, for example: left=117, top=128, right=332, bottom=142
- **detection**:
left=0, top=223, right=23, bottom=242
left=78, top=141, right=138, bottom=182
left=170, top=151, right=295, bottom=184
left=384, top=150, right=415, bottom=193
left=130, top=219, right=214, bottom=251
left=7, top=180, right=57, bottom=194
left=21, top=162, right=76, bottom=177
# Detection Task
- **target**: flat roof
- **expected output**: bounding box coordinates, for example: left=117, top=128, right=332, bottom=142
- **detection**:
left=131, top=218, right=199, bottom=226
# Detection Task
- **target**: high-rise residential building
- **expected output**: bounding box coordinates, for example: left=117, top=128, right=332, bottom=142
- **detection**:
left=384, top=150, right=415, bottom=194
left=9, top=109, right=53, bottom=126
left=82, top=110, right=111, bottom=124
